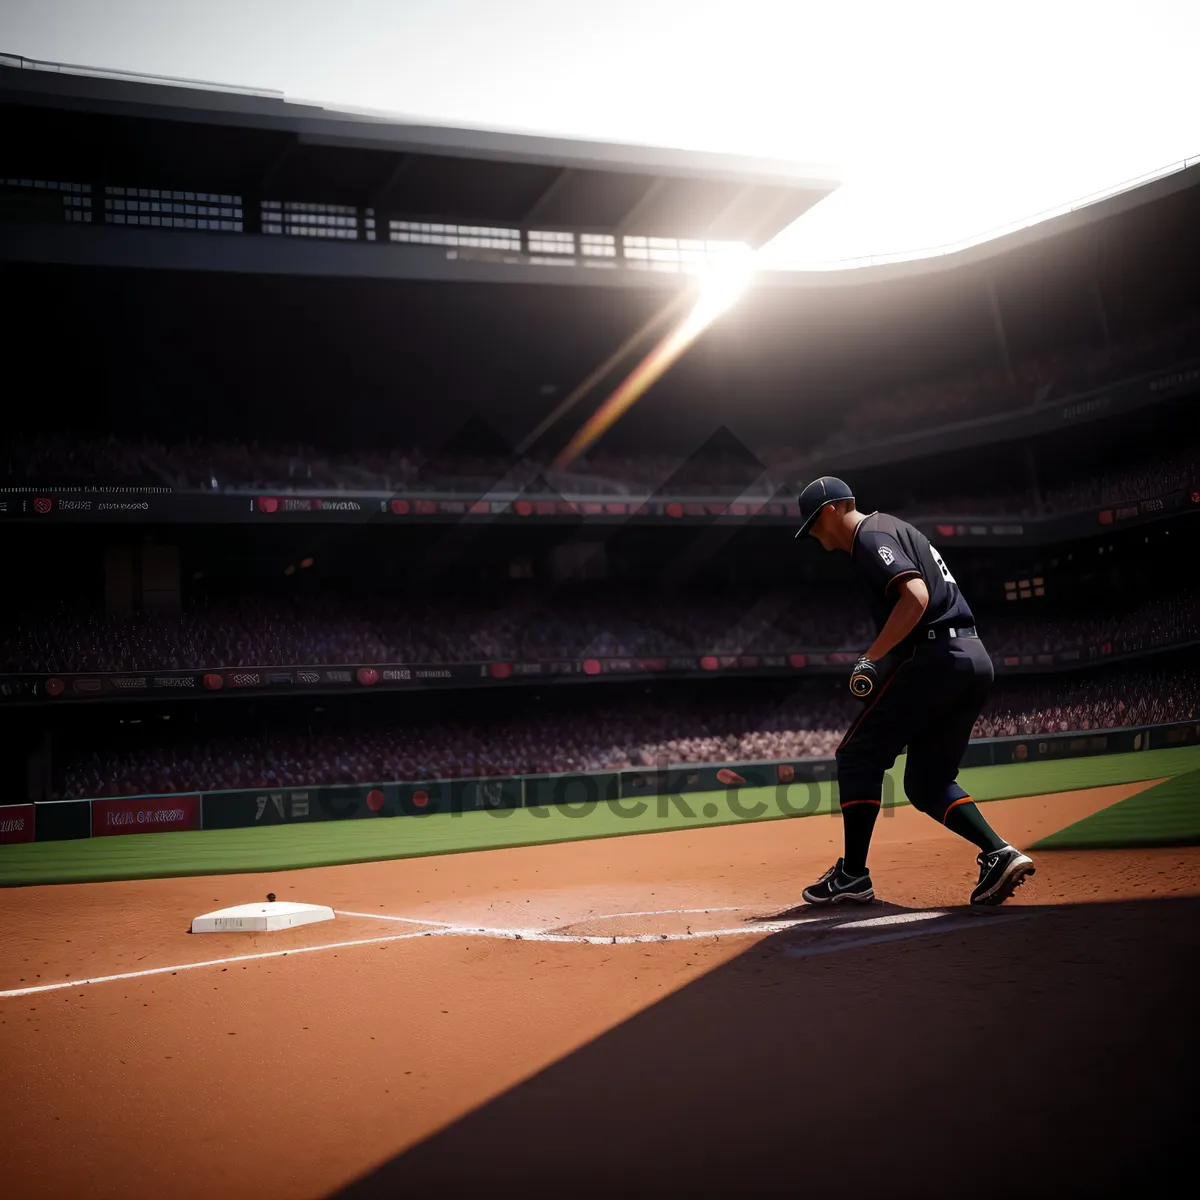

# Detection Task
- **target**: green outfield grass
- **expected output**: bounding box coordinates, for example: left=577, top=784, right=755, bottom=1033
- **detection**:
left=1030, top=767, right=1200, bottom=850
left=3, top=744, right=1199, bottom=887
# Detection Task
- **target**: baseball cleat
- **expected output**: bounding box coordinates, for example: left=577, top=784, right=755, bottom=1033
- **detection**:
left=971, top=846, right=1035, bottom=906
left=802, top=858, right=875, bottom=906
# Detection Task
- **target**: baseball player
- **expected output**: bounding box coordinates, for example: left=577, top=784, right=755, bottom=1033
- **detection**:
left=794, top=476, right=1035, bottom=906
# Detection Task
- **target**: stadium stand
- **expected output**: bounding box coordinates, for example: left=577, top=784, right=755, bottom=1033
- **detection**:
left=5, top=588, right=1196, bottom=675
left=972, top=665, right=1200, bottom=736
left=812, top=309, right=1200, bottom=454
left=4, top=423, right=1198, bottom=514
left=1, top=588, right=868, bottom=672
left=55, top=664, right=1200, bottom=799
left=894, top=439, right=1200, bottom=518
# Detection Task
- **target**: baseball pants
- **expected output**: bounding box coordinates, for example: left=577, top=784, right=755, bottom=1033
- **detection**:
left=835, top=635, right=993, bottom=822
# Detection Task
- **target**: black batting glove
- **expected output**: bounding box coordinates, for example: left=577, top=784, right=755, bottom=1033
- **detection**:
left=849, top=656, right=878, bottom=699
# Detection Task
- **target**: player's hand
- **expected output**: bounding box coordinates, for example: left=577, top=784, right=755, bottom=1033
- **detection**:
left=849, top=656, right=878, bottom=699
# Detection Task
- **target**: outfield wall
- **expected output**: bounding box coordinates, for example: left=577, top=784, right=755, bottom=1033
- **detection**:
left=6, top=720, right=1198, bottom=845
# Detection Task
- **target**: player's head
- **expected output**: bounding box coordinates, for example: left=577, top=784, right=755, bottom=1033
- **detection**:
left=795, top=476, right=856, bottom=551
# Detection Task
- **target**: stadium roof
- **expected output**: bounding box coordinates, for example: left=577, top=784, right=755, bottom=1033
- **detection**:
left=0, top=54, right=837, bottom=247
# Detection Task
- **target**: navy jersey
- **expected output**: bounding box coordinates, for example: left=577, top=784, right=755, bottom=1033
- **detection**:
left=850, top=512, right=976, bottom=644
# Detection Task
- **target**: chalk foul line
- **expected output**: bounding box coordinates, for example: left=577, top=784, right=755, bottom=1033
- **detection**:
left=0, top=929, right=445, bottom=999
left=0, top=907, right=1029, bottom=999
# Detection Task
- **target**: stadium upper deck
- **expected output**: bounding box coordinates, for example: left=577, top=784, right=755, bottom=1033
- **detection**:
left=0, top=52, right=836, bottom=280
left=4, top=51, right=1199, bottom=290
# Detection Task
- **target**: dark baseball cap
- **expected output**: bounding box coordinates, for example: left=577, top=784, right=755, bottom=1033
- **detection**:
left=794, top=476, right=855, bottom=538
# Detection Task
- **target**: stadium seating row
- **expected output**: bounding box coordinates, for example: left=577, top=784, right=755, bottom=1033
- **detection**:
left=57, top=663, right=1198, bottom=799
left=5, top=591, right=1196, bottom=673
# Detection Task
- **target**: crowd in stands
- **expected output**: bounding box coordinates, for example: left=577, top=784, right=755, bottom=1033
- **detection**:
left=815, top=309, right=1200, bottom=454
left=0, top=434, right=780, bottom=496
left=1040, top=449, right=1200, bottom=514
left=894, top=441, right=1200, bottom=518
left=2, top=589, right=871, bottom=672
left=5, top=307, right=1196, bottom=503
left=57, top=684, right=855, bottom=799
left=989, top=595, right=1199, bottom=658
left=5, top=429, right=1196, bottom=521
left=57, top=664, right=1200, bottom=799
left=3, top=435, right=162, bottom=489
left=972, top=665, right=1199, bottom=736
left=7, top=588, right=1197, bottom=675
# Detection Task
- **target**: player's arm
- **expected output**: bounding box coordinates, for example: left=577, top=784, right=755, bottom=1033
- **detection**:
left=866, top=575, right=929, bottom=661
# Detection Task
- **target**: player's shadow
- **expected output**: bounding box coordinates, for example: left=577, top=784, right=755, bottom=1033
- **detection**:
left=748, top=898, right=1025, bottom=923
left=747, top=897, right=912, bottom=923
left=329, top=893, right=1199, bottom=1199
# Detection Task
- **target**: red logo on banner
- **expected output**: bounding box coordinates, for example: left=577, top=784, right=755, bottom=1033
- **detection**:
left=366, top=788, right=385, bottom=812
left=412, top=790, right=429, bottom=809
left=0, top=804, right=35, bottom=845
left=311, top=498, right=324, bottom=510
left=1191, top=490, right=1200, bottom=505
left=700, top=655, right=720, bottom=671
left=203, top=673, right=224, bottom=690
left=514, top=500, right=533, bottom=516
left=936, top=524, right=954, bottom=537
left=256, top=497, right=279, bottom=513
left=582, top=659, right=602, bottom=675
left=788, top=654, right=807, bottom=669
left=1098, top=510, right=1113, bottom=525
left=391, top=499, right=410, bottom=515
left=488, top=662, right=513, bottom=679
left=357, top=667, right=380, bottom=686
left=777, top=764, right=795, bottom=784
left=44, top=677, right=65, bottom=696
left=33, top=496, right=53, bottom=514
left=415, top=500, right=437, bottom=515
left=470, top=500, right=489, bottom=514
left=92, top=795, right=201, bottom=837
left=716, top=769, right=746, bottom=787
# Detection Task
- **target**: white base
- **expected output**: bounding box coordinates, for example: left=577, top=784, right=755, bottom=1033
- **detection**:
left=190, top=901, right=335, bottom=934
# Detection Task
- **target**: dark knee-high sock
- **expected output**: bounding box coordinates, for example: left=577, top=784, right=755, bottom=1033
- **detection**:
left=841, top=801, right=880, bottom=875
left=944, top=800, right=1006, bottom=854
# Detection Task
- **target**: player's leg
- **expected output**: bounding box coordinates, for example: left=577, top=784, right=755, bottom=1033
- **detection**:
left=902, top=639, right=1035, bottom=904
left=803, top=655, right=925, bottom=905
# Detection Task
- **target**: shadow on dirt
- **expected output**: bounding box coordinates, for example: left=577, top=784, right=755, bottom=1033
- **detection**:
left=334, top=895, right=1199, bottom=1198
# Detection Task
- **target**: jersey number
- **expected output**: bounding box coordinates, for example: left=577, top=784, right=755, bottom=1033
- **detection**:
left=929, top=544, right=956, bottom=584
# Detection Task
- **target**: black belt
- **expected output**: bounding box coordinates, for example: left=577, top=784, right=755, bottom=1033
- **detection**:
left=921, top=625, right=977, bottom=641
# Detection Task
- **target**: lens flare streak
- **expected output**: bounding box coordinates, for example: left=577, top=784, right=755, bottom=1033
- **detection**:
left=553, top=257, right=755, bottom=470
